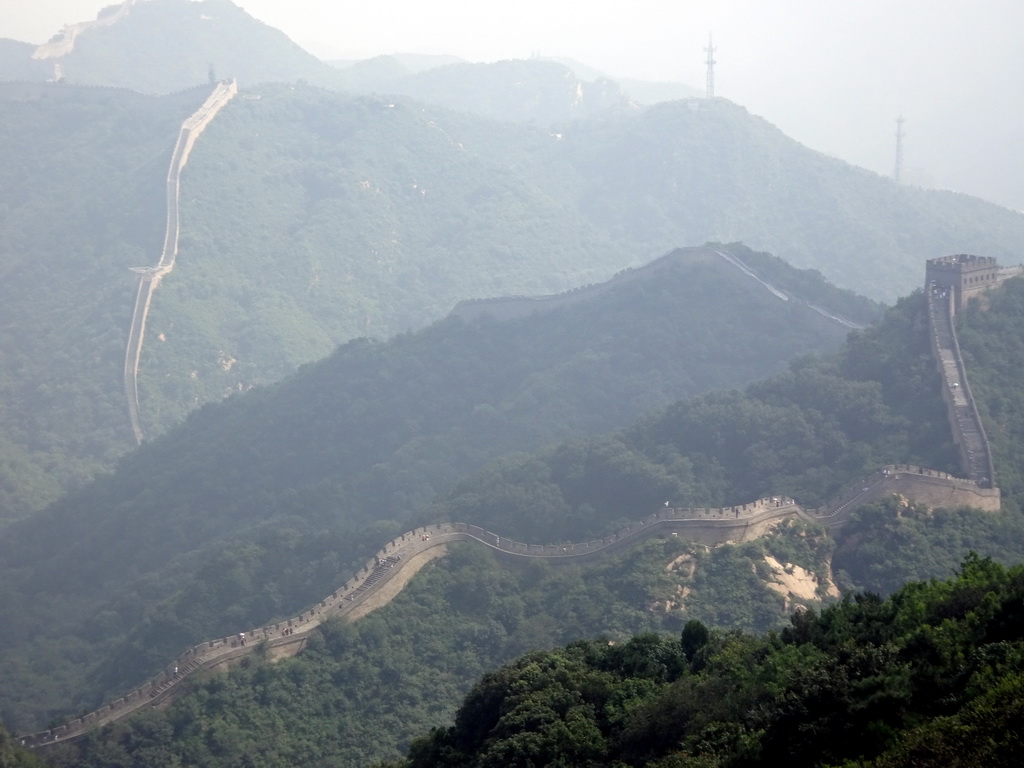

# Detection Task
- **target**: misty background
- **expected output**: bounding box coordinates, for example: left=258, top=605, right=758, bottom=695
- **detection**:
left=2, top=0, right=1022, bottom=209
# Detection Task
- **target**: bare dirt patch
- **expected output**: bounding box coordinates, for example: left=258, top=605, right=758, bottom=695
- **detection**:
left=764, top=554, right=840, bottom=604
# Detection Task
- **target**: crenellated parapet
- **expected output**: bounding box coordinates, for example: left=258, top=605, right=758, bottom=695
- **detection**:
left=925, top=253, right=1018, bottom=314
left=925, top=257, right=1000, bottom=487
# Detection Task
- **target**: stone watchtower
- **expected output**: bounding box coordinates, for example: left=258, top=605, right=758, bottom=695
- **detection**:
left=925, top=254, right=1001, bottom=314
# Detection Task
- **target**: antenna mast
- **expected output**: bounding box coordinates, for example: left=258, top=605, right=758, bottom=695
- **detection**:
left=894, top=116, right=905, bottom=184
left=704, top=33, right=716, bottom=99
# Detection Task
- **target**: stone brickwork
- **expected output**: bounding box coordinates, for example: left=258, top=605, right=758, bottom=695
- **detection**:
left=926, top=259, right=1000, bottom=487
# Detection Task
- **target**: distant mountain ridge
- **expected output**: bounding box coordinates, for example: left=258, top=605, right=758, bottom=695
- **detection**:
left=4, top=70, right=1024, bottom=520
left=335, top=57, right=631, bottom=124
left=450, top=246, right=868, bottom=326
left=0, top=0, right=345, bottom=92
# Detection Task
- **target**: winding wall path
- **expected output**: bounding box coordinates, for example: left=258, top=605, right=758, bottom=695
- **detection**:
left=19, top=464, right=996, bottom=749
left=123, top=79, right=237, bottom=443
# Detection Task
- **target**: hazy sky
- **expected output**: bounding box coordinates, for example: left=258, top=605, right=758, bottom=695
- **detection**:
left=3, top=0, right=1023, bottom=208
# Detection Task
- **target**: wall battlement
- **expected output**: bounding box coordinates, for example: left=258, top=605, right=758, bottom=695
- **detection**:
left=925, top=253, right=1017, bottom=313
left=925, top=255, right=1002, bottom=487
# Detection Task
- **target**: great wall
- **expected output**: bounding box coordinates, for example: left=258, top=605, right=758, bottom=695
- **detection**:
left=16, top=467, right=999, bottom=749
left=26, top=130, right=1022, bottom=750
left=10, top=2, right=1022, bottom=755
left=20, top=253, right=1015, bottom=748
left=123, top=79, right=238, bottom=443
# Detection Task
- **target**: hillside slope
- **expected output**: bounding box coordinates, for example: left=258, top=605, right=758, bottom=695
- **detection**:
left=10, top=273, right=1024, bottom=756
left=0, top=244, right=869, bottom=729
left=384, top=558, right=1024, bottom=768
left=0, top=81, right=211, bottom=517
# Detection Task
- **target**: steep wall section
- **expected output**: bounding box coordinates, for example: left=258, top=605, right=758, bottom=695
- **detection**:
left=927, top=285, right=997, bottom=488
left=123, top=79, right=238, bottom=443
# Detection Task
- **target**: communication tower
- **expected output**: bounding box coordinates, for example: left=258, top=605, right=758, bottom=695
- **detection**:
left=704, top=33, right=716, bottom=99
left=894, top=115, right=905, bottom=184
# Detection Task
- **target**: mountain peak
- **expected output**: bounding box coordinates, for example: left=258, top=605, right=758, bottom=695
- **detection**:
left=32, top=0, right=136, bottom=60
left=8, top=0, right=343, bottom=93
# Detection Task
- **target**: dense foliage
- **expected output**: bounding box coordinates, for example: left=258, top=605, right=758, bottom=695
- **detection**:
left=0, top=725, right=45, bottom=768
left=833, top=496, right=1024, bottom=596
left=386, top=556, right=1024, bottom=767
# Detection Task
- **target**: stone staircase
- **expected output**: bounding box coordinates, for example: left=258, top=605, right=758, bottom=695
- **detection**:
left=928, top=289, right=996, bottom=486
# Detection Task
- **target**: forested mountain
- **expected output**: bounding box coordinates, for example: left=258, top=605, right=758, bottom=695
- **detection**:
left=0, top=81, right=211, bottom=517
left=5, top=8, right=1024, bottom=520
left=10, top=273, right=1024, bottom=760
left=381, top=557, right=1024, bottom=768
left=3, top=4, right=1024, bottom=765
left=0, top=243, right=869, bottom=730
left=430, top=290, right=961, bottom=544
left=1, top=8, right=1022, bottom=768
left=143, top=83, right=1024, bottom=435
